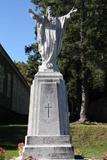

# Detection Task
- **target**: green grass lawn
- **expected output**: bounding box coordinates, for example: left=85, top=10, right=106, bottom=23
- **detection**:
left=71, top=123, right=107, bottom=159
left=0, top=124, right=107, bottom=159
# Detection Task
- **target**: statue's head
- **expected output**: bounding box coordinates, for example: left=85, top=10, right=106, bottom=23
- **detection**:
left=46, top=6, right=52, bottom=18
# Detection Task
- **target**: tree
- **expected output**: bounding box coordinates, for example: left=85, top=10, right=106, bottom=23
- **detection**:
left=15, top=61, right=28, bottom=81
left=71, top=0, right=107, bottom=122
left=15, top=52, right=41, bottom=85
left=26, top=52, right=41, bottom=84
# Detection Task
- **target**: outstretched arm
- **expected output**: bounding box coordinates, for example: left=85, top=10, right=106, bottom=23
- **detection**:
left=29, top=9, right=43, bottom=23
left=65, top=7, right=77, bottom=19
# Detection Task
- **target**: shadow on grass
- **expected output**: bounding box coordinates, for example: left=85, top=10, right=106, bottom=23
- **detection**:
left=0, top=124, right=27, bottom=150
left=0, top=108, right=28, bottom=150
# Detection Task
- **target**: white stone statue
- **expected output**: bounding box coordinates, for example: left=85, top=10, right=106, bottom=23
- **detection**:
left=29, top=6, right=77, bottom=72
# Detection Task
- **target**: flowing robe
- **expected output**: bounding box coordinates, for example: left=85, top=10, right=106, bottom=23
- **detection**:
left=37, top=16, right=66, bottom=71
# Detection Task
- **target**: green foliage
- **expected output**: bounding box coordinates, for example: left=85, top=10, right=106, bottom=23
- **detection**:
left=92, top=68, right=105, bottom=90
left=15, top=62, right=28, bottom=81
left=26, top=53, right=41, bottom=84
left=25, top=43, right=38, bottom=54
left=16, top=53, right=41, bottom=85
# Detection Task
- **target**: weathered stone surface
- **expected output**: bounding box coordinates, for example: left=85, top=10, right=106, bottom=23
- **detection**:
left=27, top=72, right=70, bottom=136
left=24, top=146, right=74, bottom=158
left=25, top=135, right=71, bottom=145
left=23, top=72, right=74, bottom=159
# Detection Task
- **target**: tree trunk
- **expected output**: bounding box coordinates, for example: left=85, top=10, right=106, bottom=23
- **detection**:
left=104, top=70, right=107, bottom=94
left=79, top=83, right=88, bottom=122
left=79, top=0, right=88, bottom=122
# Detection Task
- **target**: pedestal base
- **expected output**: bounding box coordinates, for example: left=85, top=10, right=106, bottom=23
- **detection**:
left=22, top=72, right=74, bottom=159
left=23, top=135, right=74, bottom=159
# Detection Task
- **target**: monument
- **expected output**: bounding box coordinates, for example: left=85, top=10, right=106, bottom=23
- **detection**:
left=22, top=6, right=77, bottom=160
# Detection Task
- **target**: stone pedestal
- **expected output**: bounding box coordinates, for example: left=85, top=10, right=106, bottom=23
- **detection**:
left=23, top=72, right=74, bottom=159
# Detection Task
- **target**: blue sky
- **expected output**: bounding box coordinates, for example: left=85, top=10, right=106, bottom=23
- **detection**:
left=0, top=0, right=36, bottom=63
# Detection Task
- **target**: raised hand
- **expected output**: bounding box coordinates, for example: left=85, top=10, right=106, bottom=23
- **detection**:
left=66, top=7, right=77, bottom=19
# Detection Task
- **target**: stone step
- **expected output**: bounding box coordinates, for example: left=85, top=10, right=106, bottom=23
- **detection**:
left=23, top=146, right=74, bottom=159
left=25, top=135, right=72, bottom=145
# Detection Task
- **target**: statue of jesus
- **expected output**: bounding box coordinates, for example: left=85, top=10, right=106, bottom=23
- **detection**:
left=29, top=6, right=77, bottom=72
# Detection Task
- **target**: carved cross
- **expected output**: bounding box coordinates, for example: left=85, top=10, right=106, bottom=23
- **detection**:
left=45, top=103, right=52, bottom=118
